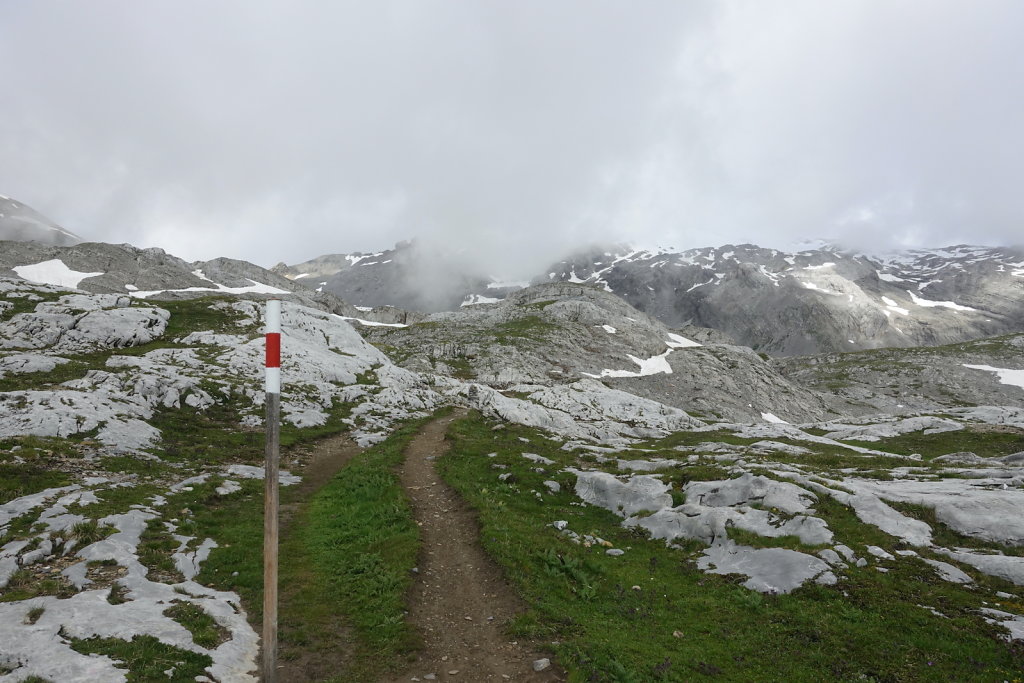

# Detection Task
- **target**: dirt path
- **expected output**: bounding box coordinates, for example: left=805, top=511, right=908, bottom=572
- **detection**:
left=383, top=412, right=564, bottom=683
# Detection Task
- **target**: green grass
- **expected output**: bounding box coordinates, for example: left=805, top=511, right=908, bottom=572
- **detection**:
left=0, top=354, right=108, bottom=392
left=844, top=426, right=1024, bottom=461
left=300, top=412, right=448, bottom=678
left=137, top=518, right=185, bottom=583
left=0, top=463, right=71, bottom=504
left=70, top=635, right=212, bottom=682
left=0, top=570, right=76, bottom=602
left=0, top=290, right=65, bottom=318
left=441, top=356, right=476, bottom=380
left=70, top=519, right=116, bottom=544
left=491, top=315, right=559, bottom=345
left=439, top=411, right=1024, bottom=682
left=147, top=399, right=262, bottom=465
left=164, top=601, right=228, bottom=648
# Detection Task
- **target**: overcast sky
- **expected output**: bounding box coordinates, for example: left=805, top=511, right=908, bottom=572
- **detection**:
left=1, top=1, right=1022, bottom=273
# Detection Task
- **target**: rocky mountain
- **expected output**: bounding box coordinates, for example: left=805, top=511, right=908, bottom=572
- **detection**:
left=0, top=239, right=420, bottom=327
left=359, top=282, right=842, bottom=424
left=545, top=243, right=1024, bottom=356
left=282, top=240, right=1024, bottom=356
left=0, top=195, right=82, bottom=246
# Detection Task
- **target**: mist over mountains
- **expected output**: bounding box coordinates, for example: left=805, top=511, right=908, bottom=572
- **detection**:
left=275, top=238, right=1024, bottom=356
left=3, top=194, right=1023, bottom=357
left=0, top=195, right=81, bottom=247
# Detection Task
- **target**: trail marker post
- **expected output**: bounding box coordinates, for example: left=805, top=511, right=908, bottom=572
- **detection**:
left=263, top=299, right=281, bottom=682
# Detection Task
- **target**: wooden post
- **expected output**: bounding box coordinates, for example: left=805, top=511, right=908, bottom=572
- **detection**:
left=263, top=299, right=282, bottom=682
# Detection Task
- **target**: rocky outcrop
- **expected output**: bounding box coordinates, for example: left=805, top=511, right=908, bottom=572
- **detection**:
left=362, top=282, right=840, bottom=423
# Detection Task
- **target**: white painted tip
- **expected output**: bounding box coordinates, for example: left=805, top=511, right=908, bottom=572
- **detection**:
left=265, top=299, right=281, bottom=333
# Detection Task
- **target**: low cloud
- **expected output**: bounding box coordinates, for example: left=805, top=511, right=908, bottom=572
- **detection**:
left=1, top=1, right=1022, bottom=274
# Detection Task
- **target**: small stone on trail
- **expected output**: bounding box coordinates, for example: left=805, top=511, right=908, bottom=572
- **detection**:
left=448, top=670, right=459, bottom=675
left=533, top=658, right=551, bottom=672
left=464, top=616, right=473, bottom=621
left=424, top=675, right=436, bottom=680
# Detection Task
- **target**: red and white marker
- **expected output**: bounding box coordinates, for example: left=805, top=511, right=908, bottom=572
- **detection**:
left=263, top=298, right=282, bottom=682
left=265, top=299, right=281, bottom=394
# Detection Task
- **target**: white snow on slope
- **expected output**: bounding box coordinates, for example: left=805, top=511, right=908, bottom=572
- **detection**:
left=963, top=364, right=1024, bottom=390
left=13, top=260, right=103, bottom=289
left=881, top=296, right=909, bottom=316
left=907, top=290, right=976, bottom=312
left=800, top=281, right=840, bottom=296
left=666, top=333, right=701, bottom=348
left=761, top=412, right=789, bottom=424
left=332, top=314, right=407, bottom=328
left=462, top=294, right=502, bottom=306
left=129, top=280, right=289, bottom=300
left=582, top=350, right=673, bottom=379
left=601, top=325, right=617, bottom=334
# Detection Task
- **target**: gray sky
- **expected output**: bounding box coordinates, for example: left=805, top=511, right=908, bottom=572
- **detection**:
left=1, top=1, right=1022, bottom=274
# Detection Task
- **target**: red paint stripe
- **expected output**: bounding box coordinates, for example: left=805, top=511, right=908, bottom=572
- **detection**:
left=266, top=333, right=281, bottom=368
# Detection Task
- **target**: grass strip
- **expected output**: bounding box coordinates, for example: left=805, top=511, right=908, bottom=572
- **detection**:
left=301, top=410, right=450, bottom=679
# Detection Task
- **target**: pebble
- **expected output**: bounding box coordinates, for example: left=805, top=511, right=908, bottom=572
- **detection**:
left=448, top=670, right=459, bottom=675
left=533, top=658, right=551, bottom=672
left=606, top=549, right=624, bottom=556
left=424, top=675, right=436, bottom=680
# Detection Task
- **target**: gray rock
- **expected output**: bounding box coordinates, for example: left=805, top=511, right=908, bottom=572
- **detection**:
left=571, top=470, right=672, bottom=517
left=697, top=543, right=834, bottom=594
left=936, top=549, right=1024, bottom=586
left=685, top=474, right=819, bottom=515
left=922, top=558, right=972, bottom=584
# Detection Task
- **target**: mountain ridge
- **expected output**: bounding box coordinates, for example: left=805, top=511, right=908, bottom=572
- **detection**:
left=279, top=239, right=1024, bottom=355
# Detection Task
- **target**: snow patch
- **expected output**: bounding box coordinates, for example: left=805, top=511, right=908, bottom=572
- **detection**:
left=962, top=364, right=1024, bottom=390
left=665, top=333, right=701, bottom=348
left=13, top=260, right=104, bottom=289
left=333, top=314, right=407, bottom=328
left=462, top=294, right=501, bottom=307
left=582, top=350, right=673, bottom=379
left=907, top=290, right=976, bottom=312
